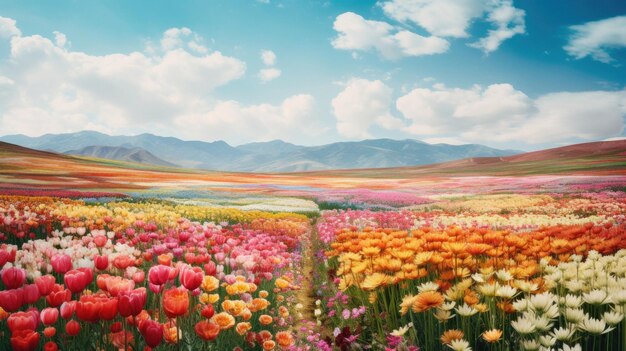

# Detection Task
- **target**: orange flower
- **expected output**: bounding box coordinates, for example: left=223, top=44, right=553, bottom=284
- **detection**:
left=194, top=320, right=220, bottom=341
left=163, top=287, right=189, bottom=318
left=263, top=340, right=276, bottom=350
left=278, top=306, right=289, bottom=318
left=249, top=298, right=270, bottom=312
left=440, top=329, right=464, bottom=345
left=235, top=322, right=252, bottom=335
left=210, top=312, right=235, bottom=330
left=259, top=290, right=269, bottom=298
left=164, top=326, right=180, bottom=344
left=275, top=331, right=294, bottom=348
left=412, top=291, right=444, bottom=312
left=482, top=329, right=503, bottom=343
left=275, top=278, right=290, bottom=290
left=259, top=314, right=273, bottom=325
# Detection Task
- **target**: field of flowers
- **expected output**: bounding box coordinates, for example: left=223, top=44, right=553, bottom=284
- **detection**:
left=309, top=190, right=626, bottom=351
left=2, top=182, right=626, bottom=350
left=0, top=195, right=311, bottom=350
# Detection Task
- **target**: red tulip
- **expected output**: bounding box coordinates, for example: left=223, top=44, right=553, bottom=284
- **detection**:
left=201, top=304, right=215, bottom=319
left=10, top=330, right=40, bottom=351
left=76, top=295, right=101, bottom=322
left=40, top=308, right=59, bottom=325
left=60, top=301, right=76, bottom=320
left=0, top=288, right=23, bottom=311
left=139, top=319, right=164, bottom=348
left=35, top=275, right=55, bottom=296
left=94, top=254, right=109, bottom=270
left=43, top=341, right=58, bottom=351
left=65, top=320, right=80, bottom=336
left=118, top=287, right=147, bottom=317
left=204, top=261, right=217, bottom=276
left=148, top=265, right=171, bottom=286
left=99, top=297, right=119, bottom=321
left=93, top=235, right=107, bottom=247
left=64, top=269, right=91, bottom=294
left=104, top=275, right=135, bottom=296
left=51, top=254, right=72, bottom=274
left=46, top=284, right=71, bottom=307
left=2, top=267, right=26, bottom=289
left=43, top=326, right=56, bottom=337
left=22, top=284, right=40, bottom=305
left=8, top=311, right=38, bottom=332
left=132, top=271, right=145, bottom=284
left=180, top=266, right=203, bottom=291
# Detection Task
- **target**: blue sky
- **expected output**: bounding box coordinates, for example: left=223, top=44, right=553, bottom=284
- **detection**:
left=0, top=0, right=625, bottom=150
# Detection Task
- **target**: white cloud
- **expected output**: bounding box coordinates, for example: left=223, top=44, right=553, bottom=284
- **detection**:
left=0, top=20, right=316, bottom=144
left=331, top=78, right=403, bottom=138
left=395, top=83, right=626, bottom=144
left=53, top=31, right=68, bottom=48
left=160, top=27, right=208, bottom=54
left=379, top=0, right=525, bottom=53
left=258, top=67, right=282, bottom=82
left=0, top=16, right=21, bottom=38
left=331, top=12, right=449, bottom=59
left=469, top=1, right=525, bottom=53
left=260, top=50, right=277, bottom=66
left=564, top=15, right=626, bottom=63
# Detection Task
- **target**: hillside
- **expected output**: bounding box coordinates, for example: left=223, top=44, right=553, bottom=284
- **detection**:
left=64, top=146, right=178, bottom=167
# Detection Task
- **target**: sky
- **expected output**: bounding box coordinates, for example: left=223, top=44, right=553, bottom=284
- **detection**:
left=0, top=0, right=625, bottom=151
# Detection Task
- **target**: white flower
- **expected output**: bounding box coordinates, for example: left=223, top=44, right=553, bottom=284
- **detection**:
left=603, top=310, right=624, bottom=326
left=512, top=298, right=529, bottom=313
left=496, top=285, right=518, bottom=299
left=530, top=292, right=556, bottom=312
left=563, top=294, right=583, bottom=308
left=559, top=344, right=582, bottom=351
left=417, top=281, right=440, bottom=293
left=583, top=289, right=611, bottom=305
left=495, top=269, right=513, bottom=282
left=390, top=322, right=413, bottom=336
left=521, top=339, right=540, bottom=351
left=564, top=308, right=585, bottom=323
left=433, top=309, right=455, bottom=322
left=314, top=309, right=321, bottom=317
left=512, top=316, right=537, bottom=335
left=455, top=303, right=478, bottom=317
left=539, top=335, right=556, bottom=347
left=551, top=326, right=576, bottom=342
left=448, top=339, right=472, bottom=351
left=579, top=316, right=614, bottom=335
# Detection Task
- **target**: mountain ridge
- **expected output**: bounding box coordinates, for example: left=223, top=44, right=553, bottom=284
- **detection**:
left=0, top=131, right=521, bottom=172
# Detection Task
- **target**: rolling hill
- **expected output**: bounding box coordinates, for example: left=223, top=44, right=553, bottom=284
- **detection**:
left=64, top=146, right=178, bottom=167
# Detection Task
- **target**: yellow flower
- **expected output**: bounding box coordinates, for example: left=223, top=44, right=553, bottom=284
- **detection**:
left=201, top=276, right=220, bottom=292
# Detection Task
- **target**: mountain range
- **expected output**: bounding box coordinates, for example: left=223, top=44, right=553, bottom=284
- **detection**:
left=0, top=131, right=520, bottom=172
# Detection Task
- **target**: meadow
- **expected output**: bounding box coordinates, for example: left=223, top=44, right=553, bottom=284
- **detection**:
left=1, top=141, right=626, bottom=350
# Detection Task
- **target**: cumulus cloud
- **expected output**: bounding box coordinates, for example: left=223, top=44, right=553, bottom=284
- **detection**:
left=257, top=50, right=281, bottom=82
left=395, top=83, right=626, bottom=144
left=0, top=16, right=21, bottom=38
left=379, top=0, right=525, bottom=53
left=564, top=15, right=626, bottom=63
left=330, top=80, right=626, bottom=145
left=260, top=50, right=277, bottom=66
left=0, top=19, right=316, bottom=144
left=258, top=68, right=281, bottom=82
left=331, top=12, right=449, bottom=59
left=331, top=78, right=404, bottom=138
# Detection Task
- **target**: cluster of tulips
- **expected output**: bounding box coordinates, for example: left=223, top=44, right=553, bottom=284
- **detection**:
left=313, top=191, right=626, bottom=350
left=0, top=195, right=308, bottom=350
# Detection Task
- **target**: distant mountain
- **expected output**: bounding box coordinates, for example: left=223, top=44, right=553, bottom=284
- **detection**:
left=0, top=131, right=521, bottom=172
left=64, top=145, right=178, bottom=167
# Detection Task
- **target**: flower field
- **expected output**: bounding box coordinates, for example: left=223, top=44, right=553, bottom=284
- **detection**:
left=0, top=196, right=310, bottom=350
left=2, top=143, right=626, bottom=350
left=310, top=190, right=626, bottom=351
